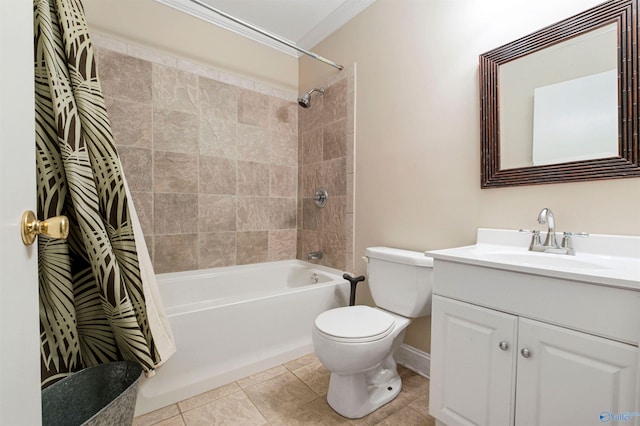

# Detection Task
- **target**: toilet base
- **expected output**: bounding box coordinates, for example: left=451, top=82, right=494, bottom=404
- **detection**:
left=326, top=356, right=403, bottom=419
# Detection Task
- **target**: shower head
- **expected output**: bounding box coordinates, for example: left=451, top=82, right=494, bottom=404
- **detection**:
left=297, top=87, right=325, bottom=108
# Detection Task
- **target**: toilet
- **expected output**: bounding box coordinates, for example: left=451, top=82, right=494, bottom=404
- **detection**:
left=312, top=247, right=434, bottom=419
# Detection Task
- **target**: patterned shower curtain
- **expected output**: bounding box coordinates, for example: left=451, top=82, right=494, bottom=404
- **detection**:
left=34, top=0, right=175, bottom=387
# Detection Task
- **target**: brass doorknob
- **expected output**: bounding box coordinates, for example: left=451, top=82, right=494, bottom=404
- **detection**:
left=21, top=210, right=69, bottom=246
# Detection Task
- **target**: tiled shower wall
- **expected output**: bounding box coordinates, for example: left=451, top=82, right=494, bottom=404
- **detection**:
left=297, top=71, right=355, bottom=272
left=93, top=35, right=353, bottom=273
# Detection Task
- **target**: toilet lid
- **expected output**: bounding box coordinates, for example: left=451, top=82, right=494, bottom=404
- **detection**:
left=315, top=306, right=395, bottom=342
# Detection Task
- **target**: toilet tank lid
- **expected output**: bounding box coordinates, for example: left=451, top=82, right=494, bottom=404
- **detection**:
left=365, top=247, right=433, bottom=267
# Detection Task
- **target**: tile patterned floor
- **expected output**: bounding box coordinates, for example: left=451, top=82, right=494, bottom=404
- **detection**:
left=133, top=353, right=437, bottom=425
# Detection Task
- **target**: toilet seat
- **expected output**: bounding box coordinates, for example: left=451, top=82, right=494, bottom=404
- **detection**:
left=315, top=306, right=395, bottom=343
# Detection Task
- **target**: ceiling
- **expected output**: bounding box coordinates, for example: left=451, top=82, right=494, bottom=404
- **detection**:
left=154, top=0, right=376, bottom=57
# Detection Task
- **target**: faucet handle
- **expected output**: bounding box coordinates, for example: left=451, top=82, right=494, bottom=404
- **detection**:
left=561, top=231, right=589, bottom=245
left=561, top=232, right=589, bottom=254
left=562, top=231, right=589, bottom=238
left=519, top=228, right=541, bottom=236
left=520, top=229, right=541, bottom=250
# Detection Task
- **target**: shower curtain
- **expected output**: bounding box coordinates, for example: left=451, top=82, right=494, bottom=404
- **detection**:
left=34, top=0, right=175, bottom=387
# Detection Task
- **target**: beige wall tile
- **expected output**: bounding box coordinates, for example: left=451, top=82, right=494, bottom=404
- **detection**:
left=297, top=230, right=321, bottom=260
left=269, top=198, right=297, bottom=230
left=322, top=79, right=347, bottom=125
left=322, top=119, right=347, bottom=161
left=236, top=231, right=268, bottom=264
left=268, top=230, right=297, bottom=261
left=154, top=193, right=198, bottom=234
left=237, top=125, right=270, bottom=162
left=270, top=131, right=298, bottom=167
left=301, top=163, right=321, bottom=198
left=320, top=195, right=345, bottom=233
left=154, top=234, right=198, bottom=273
left=198, top=232, right=236, bottom=268
left=269, top=98, right=297, bottom=134
left=105, top=97, right=151, bottom=149
left=152, top=64, right=198, bottom=114
left=130, top=191, right=153, bottom=235
left=321, top=232, right=346, bottom=271
left=237, top=161, right=269, bottom=196
left=154, top=151, right=198, bottom=194
left=199, top=116, right=237, bottom=159
left=238, top=88, right=270, bottom=128
left=198, top=156, right=236, bottom=195
left=301, top=127, right=322, bottom=165
left=199, top=77, right=237, bottom=122
left=236, top=197, right=269, bottom=231
left=153, top=109, right=199, bottom=154
left=118, top=146, right=152, bottom=192
left=198, top=195, right=236, bottom=232
left=302, top=199, right=320, bottom=231
left=97, top=49, right=151, bottom=103
left=270, top=165, right=297, bottom=198
left=322, top=158, right=346, bottom=196
left=298, top=98, right=323, bottom=133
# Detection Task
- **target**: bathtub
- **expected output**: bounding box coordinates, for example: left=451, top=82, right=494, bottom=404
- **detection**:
left=135, top=260, right=349, bottom=415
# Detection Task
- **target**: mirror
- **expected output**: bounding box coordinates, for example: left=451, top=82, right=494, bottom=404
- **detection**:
left=480, top=0, right=640, bottom=188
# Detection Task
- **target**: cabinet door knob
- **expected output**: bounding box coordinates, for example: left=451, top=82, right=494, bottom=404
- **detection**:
left=520, top=348, right=531, bottom=358
left=498, top=341, right=509, bottom=351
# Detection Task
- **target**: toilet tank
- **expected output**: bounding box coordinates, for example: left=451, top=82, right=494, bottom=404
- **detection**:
left=365, top=247, right=434, bottom=318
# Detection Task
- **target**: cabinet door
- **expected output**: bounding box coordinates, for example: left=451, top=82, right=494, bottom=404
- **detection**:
left=515, top=318, right=639, bottom=426
left=430, top=295, right=518, bottom=426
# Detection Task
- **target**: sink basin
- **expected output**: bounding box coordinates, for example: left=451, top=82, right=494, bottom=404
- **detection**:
left=477, top=251, right=611, bottom=270
left=426, top=228, right=640, bottom=289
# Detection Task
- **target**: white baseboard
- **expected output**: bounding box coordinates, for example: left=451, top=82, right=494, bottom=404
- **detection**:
left=395, top=344, right=430, bottom=378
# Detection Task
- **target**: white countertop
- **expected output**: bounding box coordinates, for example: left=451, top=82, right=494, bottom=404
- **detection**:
left=426, top=228, right=640, bottom=290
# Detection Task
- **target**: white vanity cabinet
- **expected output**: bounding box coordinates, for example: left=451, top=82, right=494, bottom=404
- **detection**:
left=427, top=229, right=640, bottom=426
left=431, top=295, right=638, bottom=426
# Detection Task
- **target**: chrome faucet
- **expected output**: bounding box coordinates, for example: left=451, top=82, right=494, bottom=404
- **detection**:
left=537, top=207, right=559, bottom=249
left=307, top=251, right=323, bottom=261
left=521, top=208, right=589, bottom=255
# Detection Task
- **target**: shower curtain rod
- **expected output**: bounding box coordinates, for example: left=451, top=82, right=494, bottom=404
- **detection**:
left=189, top=0, right=344, bottom=71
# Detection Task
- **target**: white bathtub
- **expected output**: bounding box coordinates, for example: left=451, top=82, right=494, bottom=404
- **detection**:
left=135, top=260, right=349, bottom=415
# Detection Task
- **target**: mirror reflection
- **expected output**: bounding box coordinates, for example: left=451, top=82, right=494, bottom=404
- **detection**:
left=499, top=24, right=618, bottom=169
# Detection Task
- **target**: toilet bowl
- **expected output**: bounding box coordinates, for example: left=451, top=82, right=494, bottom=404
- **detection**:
left=312, top=247, right=434, bottom=419
left=312, top=306, right=410, bottom=418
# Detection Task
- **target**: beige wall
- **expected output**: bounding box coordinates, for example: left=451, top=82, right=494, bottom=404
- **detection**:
left=300, top=0, right=640, bottom=352
left=83, top=0, right=298, bottom=92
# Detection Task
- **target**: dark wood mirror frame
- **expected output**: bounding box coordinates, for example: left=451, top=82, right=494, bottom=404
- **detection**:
left=480, top=0, right=639, bottom=188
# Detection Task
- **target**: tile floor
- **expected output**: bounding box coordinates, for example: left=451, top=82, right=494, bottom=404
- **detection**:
left=133, top=353, right=436, bottom=425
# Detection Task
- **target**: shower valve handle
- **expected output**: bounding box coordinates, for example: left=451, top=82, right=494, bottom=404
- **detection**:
left=343, top=274, right=365, bottom=306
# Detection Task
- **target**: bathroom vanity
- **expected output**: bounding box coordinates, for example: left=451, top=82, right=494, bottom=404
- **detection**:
left=427, top=229, right=640, bottom=426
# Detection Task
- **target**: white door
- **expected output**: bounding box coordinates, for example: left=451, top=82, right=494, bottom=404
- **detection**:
left=515, top=318, right=639, bottom=426
left=0, top=1, right=41, bottom=425
left=430, top=295, right=518, bottom=426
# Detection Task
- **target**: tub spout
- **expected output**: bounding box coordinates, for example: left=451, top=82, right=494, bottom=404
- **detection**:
left=307, top=251, right=323, bottom=261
